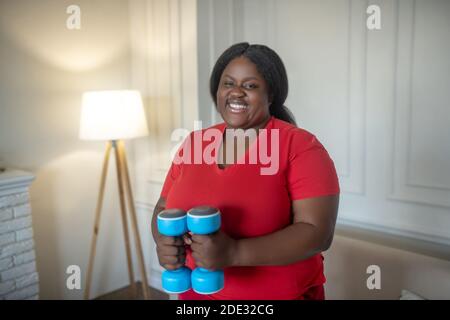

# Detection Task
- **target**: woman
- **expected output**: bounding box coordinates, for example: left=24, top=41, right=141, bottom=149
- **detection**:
left=151, top=42, right=340, bottom=300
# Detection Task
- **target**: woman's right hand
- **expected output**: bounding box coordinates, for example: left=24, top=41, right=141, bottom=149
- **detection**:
left=155, top=234, right=186, bottom=270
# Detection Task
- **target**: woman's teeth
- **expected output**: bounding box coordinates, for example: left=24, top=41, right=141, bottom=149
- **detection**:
left=228, top=103, right=248, bottom=113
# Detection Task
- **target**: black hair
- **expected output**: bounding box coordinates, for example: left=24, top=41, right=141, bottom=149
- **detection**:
left=209, top=42, right=297, bottom=126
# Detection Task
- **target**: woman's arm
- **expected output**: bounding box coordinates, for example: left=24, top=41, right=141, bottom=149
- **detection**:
left=189, top=194, right=339, bottom=269
left=234, top=195, right=339, bottom=266
left=151, top=196, right=167, bottom=242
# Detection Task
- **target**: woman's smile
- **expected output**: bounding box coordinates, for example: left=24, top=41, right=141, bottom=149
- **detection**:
left=227, top=100, right=248, bottom=114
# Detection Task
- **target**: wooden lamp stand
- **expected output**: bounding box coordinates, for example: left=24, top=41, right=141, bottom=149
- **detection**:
left=84, top=140, right=150, bottom=300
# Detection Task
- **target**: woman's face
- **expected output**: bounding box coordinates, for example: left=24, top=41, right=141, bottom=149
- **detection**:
left=216, top=56, right=271, bottom=130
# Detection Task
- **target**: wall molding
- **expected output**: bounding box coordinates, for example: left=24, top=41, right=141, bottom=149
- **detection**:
left=336, top=217, right=450, bottom=261
left=389, top=0, right=450, bottom=208
left=337, top=0, right=367, bottom=196
left=135, top=201, right=165, bottom=292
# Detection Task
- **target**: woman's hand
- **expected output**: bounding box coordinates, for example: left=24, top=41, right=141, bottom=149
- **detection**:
left=151, top=197, right=186, bottom=271
left=184, top=230, right=238, bottom=270
left=155, top=234, right=186, bottom=270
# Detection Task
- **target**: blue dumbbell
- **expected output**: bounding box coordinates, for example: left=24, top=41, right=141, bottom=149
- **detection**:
left=157, top=208, right=191, bottom=294
left=187, top=206, right=224, bottom=295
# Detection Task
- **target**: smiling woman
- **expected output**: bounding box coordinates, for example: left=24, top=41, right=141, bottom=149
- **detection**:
left=151, top=42, right=340, bottom=300
left=211, top=43, right=295, bottom=129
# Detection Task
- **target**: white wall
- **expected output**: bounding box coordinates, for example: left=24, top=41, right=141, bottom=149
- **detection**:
left=0, top=0, right=137, bottom=299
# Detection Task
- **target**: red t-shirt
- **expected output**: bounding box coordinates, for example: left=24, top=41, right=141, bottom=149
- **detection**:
left=160, top=116, right=340, bottom=300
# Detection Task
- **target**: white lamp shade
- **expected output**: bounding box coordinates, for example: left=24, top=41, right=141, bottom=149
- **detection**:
left=79, top=90, right=149, bottom=140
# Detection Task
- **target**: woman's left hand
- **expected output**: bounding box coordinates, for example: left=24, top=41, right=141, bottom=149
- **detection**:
left=184, top=230, right=238, bottom=270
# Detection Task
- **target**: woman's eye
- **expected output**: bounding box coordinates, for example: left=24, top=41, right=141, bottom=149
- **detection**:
left=223, top=81, right=234, bottom=87
left=243, top=83, right=257, bottom=89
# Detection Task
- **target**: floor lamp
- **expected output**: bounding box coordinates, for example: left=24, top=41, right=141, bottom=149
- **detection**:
left=80, top=90, right=150, bottom=300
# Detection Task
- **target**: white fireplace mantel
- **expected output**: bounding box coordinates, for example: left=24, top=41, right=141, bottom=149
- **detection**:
left=0, top=170, right=35, bottom=197
left=0, top=169, right=39, bottom=300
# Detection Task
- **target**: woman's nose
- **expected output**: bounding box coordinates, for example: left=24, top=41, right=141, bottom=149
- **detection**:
left=229, top=86, right=245, bottom=97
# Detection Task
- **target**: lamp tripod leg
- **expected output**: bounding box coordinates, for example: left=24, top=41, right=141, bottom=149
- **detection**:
left=84, top=141, right=112, bottom=300
left=118, top=140, right=151, bottom=300
left=113, top=140, right=137, bottom=297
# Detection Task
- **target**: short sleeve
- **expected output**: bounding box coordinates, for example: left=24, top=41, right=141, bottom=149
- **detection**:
left=160, top=132, right=192, bottom=198
left=287, top=132, right=340, bottom=200
left=160, top=162, right=181, bottom=198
